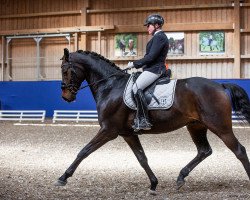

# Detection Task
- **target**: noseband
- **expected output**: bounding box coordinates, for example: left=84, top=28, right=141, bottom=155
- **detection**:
left=61, top=62, right=81, bottom=95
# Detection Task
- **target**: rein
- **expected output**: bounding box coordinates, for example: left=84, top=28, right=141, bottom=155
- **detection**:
left=61, top=59, right=133, bottom=94
left=78, top=67, right=133, bottom=91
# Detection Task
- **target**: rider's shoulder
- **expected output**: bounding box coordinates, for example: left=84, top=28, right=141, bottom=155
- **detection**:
left=155, top=31, right=167, bottom=37
left=154, top=31, right=168, bottom=41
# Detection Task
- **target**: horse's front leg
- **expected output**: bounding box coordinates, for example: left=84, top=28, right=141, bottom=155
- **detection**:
left=122, top=134, right=158, bottom=195
left=55, top=127, right=118, bottom=186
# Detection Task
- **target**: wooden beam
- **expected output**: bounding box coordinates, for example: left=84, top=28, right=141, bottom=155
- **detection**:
left=79, top=6, right=88, bottom=51
left=241, top=29, right=250, bottom=33
left=1, top=36, right=5, bottom=81
left=166, top=56, right=234, bottom=60
left=233, top=0, right=241, bottom=78
left=74, top=33, right=78, bottom=51
left=87, top=3, right=233, bottom=14
left=109, top=56, right=234, bottom=61
left=241, top=55, right=250, bottom=58
left=0, top=10, right=81, bottom=19
left=241, top=3, right=250, bottom=7
left=80, top=33, right=87, bottom=51
left=80, top=7, right=87, bottom=26
left=6, top=38, right=11, bottom=81
left=97, top=31, right=101, bottom=54
left=165, top=23, right=233, bottom=32
left=0, top=26, right=115, bottom=36
left=114, top=23, right=234, bottom=33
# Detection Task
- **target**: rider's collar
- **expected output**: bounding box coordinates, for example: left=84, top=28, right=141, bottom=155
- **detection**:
left=153, top=30, right=162, bottom=36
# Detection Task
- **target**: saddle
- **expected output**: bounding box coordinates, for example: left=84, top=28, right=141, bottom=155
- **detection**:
left=123, top=72, right=177, bottom=110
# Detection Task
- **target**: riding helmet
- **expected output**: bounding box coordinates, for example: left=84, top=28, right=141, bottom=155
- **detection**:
left=144, top=14, right=164, bottom=27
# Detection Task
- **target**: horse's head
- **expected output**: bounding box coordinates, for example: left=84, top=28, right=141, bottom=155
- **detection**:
left=60, top=48, right=85, bottom=102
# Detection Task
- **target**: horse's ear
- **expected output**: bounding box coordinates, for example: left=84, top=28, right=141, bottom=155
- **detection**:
left=64, top=48, right=69, bottom=61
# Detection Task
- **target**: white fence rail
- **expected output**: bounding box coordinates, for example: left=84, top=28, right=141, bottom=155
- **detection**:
left=232, top=111, right=247, bottom=123
left=53, top=110, right=98, bottom=123
left=0, top=110, right=246, bottom=124
left=0, top=110, right=46, bottom=122
left=53, top=110, right=245, bottom=124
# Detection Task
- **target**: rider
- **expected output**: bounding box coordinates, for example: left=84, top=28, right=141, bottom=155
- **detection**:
left=127, top=14, right=169, bottom=132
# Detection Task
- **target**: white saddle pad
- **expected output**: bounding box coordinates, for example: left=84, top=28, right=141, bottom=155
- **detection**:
left=123, top=74, right=177, bottom=110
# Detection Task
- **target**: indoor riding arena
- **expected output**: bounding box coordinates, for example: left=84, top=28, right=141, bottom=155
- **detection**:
left=0, top=0, right=250, bottom=200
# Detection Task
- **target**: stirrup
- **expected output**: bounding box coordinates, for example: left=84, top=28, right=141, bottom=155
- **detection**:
left=140, top=118, right=152, bottom=130
left=132, top=118, right=152, bottom=132
left=132, top=118, right=140, bottom=132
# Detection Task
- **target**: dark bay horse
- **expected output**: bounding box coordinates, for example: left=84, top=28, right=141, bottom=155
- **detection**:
left=56, top=48, right=250, bottom=194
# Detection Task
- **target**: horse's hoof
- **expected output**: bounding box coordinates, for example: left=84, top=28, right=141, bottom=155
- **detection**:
left=147, top=189, right=157, bottom=196
left=176, top=180, right=185, bottom=190
left=54, top=179, right=67, bottom=186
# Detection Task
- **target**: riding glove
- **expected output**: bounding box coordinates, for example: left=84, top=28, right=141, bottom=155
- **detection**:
left=127, top=61, right=134, bottom=69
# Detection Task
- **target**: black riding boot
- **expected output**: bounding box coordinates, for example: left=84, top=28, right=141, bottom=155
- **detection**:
left=132, top=89, right=152, bottom=132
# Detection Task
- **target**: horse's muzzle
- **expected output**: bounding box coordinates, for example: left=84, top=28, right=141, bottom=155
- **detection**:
left=62, top=95, right=74, bottom=102
left=61, top=89, right=76, bottom=102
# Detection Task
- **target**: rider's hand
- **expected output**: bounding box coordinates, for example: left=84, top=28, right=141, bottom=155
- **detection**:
left=127, top=61, right=134, bottom=69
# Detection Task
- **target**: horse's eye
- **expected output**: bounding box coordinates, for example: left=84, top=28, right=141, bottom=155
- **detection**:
left=62, top=67, right=68, bottom=74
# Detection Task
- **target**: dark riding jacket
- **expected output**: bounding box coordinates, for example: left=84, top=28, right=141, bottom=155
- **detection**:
left=133, top=30, right=169, bottom=75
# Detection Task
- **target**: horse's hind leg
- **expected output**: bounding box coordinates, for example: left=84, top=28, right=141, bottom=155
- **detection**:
left=217, top=130, right=250, bottom=180
left=177, top=123, right=212, bottom=189
left=122, top=135, right=158, bottom=195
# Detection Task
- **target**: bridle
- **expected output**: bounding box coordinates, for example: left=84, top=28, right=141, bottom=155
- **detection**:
left=61, top=61, right=82, bottom=95
left=61, top=60, right=132, bottom=95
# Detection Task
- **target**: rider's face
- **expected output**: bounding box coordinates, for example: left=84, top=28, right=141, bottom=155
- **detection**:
left=147, top=24, right=155, bottom=35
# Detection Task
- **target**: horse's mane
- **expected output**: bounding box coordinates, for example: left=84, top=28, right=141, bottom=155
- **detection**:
left=77, top=50, right=123, bottom=72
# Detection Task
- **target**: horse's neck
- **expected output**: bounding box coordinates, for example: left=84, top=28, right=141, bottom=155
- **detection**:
left=84, top=58, right=126, bottom=102
left=86, top=60, right=120, bottom=84
left=88, top=73, right=128, bottom=105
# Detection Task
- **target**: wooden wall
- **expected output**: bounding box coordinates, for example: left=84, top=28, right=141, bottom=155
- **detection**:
left=0, top=0, right=249, bottom=81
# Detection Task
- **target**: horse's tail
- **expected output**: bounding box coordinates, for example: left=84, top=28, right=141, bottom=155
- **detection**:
left=222, top=83, right=250, bottom=124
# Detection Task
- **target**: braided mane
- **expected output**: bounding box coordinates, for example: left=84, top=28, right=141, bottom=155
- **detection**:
left=77, top=50, right=122, bottom=72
